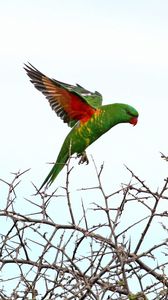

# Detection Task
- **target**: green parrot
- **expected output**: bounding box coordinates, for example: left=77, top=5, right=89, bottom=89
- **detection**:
left=24, top=63, right=139, bottom=189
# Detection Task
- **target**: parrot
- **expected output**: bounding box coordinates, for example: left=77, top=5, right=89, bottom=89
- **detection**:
left=24, top=63, right=139, bottom=189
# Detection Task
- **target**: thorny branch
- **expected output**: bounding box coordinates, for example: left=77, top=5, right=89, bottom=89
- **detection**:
left=0, top=156, right=167, bottom=300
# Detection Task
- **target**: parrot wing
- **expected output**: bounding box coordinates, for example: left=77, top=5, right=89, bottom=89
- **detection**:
left=62, top=82, right=103, bottom=108
left=24, top=63, right=102, bottom=127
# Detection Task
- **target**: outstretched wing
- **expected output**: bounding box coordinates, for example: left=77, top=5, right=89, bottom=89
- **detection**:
left=62, top=83, right=103, bottom=108
left=24, top=63, right=102, bottom=127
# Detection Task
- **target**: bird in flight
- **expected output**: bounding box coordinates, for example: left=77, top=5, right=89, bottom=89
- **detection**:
left=24, top=63, right=138, bottom=189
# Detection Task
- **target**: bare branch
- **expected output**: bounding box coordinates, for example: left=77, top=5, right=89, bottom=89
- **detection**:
left=0, top=159, right=167, bottom=299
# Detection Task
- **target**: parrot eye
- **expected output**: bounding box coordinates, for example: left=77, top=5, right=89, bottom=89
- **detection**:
left=126, top=109, right=133, bottom=117
left=126, top=108, right=138, bottom=118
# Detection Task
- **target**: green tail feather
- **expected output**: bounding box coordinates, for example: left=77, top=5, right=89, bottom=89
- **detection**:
left=39, top=154, right=69, bottom=190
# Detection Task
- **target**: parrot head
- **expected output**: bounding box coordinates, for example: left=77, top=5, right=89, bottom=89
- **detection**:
left=126, top=105, right=139, bottom=126
left=113, top=103, right=139, bottom=126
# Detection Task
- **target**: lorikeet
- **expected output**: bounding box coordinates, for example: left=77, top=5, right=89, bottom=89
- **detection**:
left=24, top=63, right=138, bottom=189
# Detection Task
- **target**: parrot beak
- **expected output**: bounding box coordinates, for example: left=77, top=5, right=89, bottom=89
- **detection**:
left=130, top=116, right=138, bottom=126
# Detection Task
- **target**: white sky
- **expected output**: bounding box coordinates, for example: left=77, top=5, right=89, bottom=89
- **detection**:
left=1, top=0, right=168, bottom=191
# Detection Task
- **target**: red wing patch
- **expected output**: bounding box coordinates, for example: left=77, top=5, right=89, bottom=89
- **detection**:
left=24, top=64, right=96, bottom=125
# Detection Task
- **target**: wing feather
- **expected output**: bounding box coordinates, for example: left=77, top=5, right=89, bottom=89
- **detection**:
left=24, top=63, right=99, bottom=127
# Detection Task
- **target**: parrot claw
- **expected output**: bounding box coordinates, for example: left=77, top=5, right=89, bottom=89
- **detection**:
left=77, top=151, right=89, bottom=165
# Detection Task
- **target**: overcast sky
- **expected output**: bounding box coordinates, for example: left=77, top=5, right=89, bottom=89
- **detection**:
left=1, top=0, right=168, bottom=192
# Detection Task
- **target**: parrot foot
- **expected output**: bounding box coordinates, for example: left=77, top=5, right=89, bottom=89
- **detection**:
left=77, top=151, right=89, bottom=165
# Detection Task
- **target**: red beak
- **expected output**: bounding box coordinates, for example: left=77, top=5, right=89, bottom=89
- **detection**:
left=130, top=116, right=138, bottom=126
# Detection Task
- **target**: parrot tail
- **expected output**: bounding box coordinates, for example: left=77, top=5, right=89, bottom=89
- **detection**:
left=39, top=153, right=69, bottom=191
